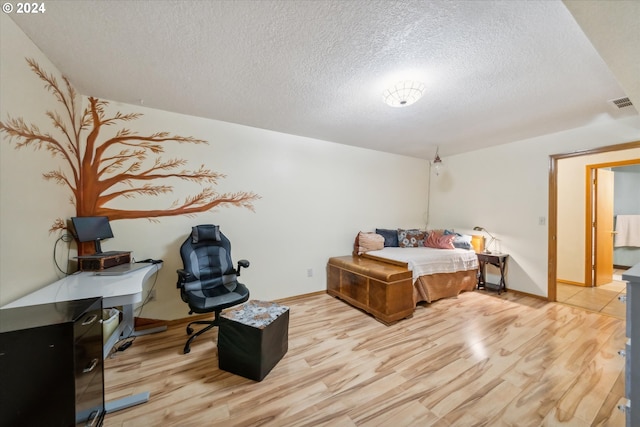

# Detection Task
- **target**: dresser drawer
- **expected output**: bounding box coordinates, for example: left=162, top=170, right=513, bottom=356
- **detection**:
left=75, top=309, right=101, bottom=341
left=625, top=339, right=631, bottom=400
left=75, top=371, right=104, bottom=427
left=75, top=310, right=103, bottom=401
left=624, top=290, right=630, bottom=338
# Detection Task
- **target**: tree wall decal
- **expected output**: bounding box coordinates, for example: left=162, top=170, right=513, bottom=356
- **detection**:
left=1, top=58, right=260, bottom=245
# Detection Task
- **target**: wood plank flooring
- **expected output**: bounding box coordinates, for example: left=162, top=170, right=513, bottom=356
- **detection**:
left=556, top=270, right=627, bottom=320
left=103, top=290, right=626, bottom=426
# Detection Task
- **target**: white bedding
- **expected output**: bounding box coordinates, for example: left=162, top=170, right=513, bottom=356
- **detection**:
left=366, top=247, right=479, bottom=281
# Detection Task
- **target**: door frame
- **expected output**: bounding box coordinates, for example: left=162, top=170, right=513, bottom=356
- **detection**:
left=548, top=140, right=640, bottom=301
left=584, top=159, right=640, bottom=287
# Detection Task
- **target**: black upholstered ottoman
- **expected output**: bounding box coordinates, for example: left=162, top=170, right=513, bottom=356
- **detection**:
left=218, top=300, right=289, bottom=381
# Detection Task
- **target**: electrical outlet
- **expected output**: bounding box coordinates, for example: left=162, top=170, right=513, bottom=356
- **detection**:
left=148, top=289, right=156, bottom=301
left=307, top=268, right=313, bottom=277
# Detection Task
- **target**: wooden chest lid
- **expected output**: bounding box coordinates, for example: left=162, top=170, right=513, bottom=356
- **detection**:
left=328, top=255, right=412, bottom=282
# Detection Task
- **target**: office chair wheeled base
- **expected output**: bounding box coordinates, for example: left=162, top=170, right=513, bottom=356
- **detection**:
left=183, top=312, right=221, bottom=354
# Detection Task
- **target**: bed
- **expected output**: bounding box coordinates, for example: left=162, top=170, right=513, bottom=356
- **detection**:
left=327, top=245, right=479, bottom=324
left=363, top=247, right=479, bottom=304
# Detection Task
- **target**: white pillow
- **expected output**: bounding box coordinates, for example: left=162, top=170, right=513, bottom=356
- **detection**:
left=354, top=232, right=385, bottom=255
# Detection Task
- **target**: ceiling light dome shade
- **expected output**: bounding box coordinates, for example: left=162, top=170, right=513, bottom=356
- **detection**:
left=383, top=80, right=426, bottom=107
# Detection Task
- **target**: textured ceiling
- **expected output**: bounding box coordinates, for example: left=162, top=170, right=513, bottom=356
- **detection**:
left=8, top=0, right=638, bottom=159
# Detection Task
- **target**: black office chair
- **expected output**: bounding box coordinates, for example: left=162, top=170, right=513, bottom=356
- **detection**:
left=176, top=224, right=250, bottom=354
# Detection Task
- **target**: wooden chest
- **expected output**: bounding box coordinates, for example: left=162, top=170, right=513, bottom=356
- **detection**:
left=77, top=252, right=131, bottom=271
left=327, top=255, right=414, bottom=324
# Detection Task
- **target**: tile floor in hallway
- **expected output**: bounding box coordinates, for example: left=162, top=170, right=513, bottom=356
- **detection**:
left=556, top=269, right=627, bottom=320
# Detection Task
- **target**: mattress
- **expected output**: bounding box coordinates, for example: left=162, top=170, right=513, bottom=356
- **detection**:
left=364, top=247, right=479, bottom=281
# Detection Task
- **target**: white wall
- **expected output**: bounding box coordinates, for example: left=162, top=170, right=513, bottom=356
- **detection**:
left=0, top=15, right=429, bottom=320
left=429, top=118, right=640, bottom=297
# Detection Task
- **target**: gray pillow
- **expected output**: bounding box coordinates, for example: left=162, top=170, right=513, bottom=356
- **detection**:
left=444, top=230, right=472, bottom=250
left=376, top=228, right=399, bottom=247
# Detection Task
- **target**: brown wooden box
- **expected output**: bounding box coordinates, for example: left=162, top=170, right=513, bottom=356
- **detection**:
left=327, top=255, right=414, bottom=324
left=77, top=252, right=131, bottom=271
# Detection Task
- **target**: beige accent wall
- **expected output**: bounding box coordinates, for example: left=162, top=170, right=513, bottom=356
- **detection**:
left=0, top=15, right=78, bottom=304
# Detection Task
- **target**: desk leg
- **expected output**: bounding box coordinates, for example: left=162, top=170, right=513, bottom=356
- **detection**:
left=103, top=305, right=168, bottom=358
left=104, top=304, right=166, bottom=414
left=121, top=304, right=135, bottom=338
left=105, top=392, right=150, bottom=413
left=121, top=304, right=168, bottom=339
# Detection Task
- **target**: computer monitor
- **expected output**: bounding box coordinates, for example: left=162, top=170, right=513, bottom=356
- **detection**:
left=71, top=216, right=114, bottom=254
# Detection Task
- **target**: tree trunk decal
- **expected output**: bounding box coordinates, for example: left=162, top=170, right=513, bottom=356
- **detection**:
left=1, top=59, right=260, bottom=237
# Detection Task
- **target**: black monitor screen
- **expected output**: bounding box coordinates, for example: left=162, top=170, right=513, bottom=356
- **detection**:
left=71, top=216, right=114, bottom=253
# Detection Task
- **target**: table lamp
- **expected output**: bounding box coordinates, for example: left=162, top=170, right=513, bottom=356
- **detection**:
left=473, top=226, right=496, bottom=254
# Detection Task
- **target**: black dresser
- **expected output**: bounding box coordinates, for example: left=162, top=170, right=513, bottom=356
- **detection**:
left=622, top=264, right=640, bottom=426
left=0, top=297, right=105, bottom=427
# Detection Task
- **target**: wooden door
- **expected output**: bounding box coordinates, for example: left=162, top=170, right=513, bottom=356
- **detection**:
left=594, top=168, right=614, bottom=286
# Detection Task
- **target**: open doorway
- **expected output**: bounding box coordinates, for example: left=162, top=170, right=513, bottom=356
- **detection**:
left=548, top=141, right=640, bottom=314
left=554, top=159, right=639, bottom=319
left=585, top=160, right=640, bottom=288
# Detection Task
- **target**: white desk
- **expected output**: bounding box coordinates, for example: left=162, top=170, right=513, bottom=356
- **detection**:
left=1, top=263, right=163, bottom=414
left=2, top=263, right=163, bottom=357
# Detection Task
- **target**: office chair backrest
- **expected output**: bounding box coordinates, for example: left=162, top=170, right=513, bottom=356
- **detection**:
left=179, top=225, right=238, bottom=297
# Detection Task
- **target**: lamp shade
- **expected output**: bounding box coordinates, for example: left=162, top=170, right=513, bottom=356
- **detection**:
left=473, top=226, right=496, bottom=253
left=470, top=234, right=484, bottom=253
left=383, top=80, right=426, bottom=107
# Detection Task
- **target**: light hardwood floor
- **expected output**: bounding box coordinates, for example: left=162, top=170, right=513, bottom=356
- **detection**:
left=557, top=269, right=628, bottom=320
left=104, top=290, right=626, bottom=426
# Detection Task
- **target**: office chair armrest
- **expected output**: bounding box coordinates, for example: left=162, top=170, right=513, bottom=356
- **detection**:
left=176, top=269, right=194, bottom=288
left=237, top=259, right=250, bottom=277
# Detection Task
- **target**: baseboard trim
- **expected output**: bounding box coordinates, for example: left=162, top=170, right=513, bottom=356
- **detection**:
left=557, top=279, right=587, bottom=287
left=165, top=289, right=557, bottom=325
left=507, top=288, right=549, bottom=301
left=134, top=317, right=168, bottom=330
left=274, top=290, right=327, bottom=304
left=166, top=291, right=329, bottom=325
left=167, top=313, right=213, bottom=326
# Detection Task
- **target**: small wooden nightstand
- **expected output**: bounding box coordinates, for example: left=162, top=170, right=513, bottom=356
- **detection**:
left=476, top=252, right=509, bottom=294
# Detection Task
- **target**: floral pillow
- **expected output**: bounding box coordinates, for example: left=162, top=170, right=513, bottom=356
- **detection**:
left=398, top=229, right=427, bottom=247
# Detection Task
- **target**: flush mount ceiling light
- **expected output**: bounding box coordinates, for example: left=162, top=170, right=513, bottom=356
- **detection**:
left=383, top=80, right=426, bottom=107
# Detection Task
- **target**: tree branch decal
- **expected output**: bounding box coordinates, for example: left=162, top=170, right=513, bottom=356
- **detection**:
left=1, top=58, right=260, bottom=242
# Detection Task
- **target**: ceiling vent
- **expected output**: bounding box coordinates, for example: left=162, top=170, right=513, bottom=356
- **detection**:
left=609, top=97, right=633, bottom=109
